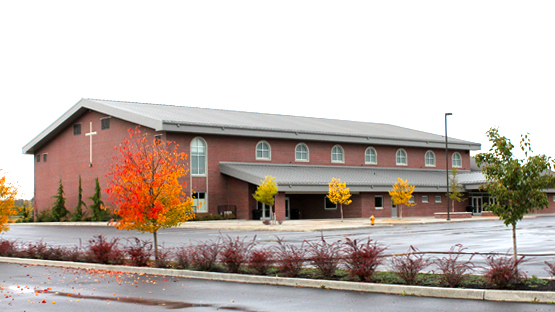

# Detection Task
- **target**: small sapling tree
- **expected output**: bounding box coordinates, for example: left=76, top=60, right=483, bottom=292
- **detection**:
left=327, top=178, right=352, bottom=222
left=105, top=127, right=195, bottom=260
left=389, top=178, right=416, bottom=219
left=475, top=128, right=555, bottom=261
left=448, top=168, right=464, bottom=212
left=0, top=170, right=18, bottom=232
left=253, top=176, right=278, bottom=224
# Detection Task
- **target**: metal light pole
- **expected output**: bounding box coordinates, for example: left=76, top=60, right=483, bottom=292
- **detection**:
left=445, top=113, right=452, bottom=221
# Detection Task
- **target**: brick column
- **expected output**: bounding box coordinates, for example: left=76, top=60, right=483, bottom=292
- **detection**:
left=274, top=192, right=286, bottom=222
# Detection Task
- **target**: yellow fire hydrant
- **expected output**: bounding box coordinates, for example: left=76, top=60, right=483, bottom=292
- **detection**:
left=370, top=215, right=375, bottom=226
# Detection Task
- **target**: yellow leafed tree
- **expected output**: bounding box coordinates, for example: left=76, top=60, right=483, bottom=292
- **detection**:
left=253, top=176, right=278, bottom=223
left=389, top=178, right=416, bottom=219
left=0, top=170, right=18, bottom=233
left=327, top=178, right=352, bottom=222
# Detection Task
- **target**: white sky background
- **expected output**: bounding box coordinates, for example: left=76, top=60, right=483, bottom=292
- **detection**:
left=1, top=1, right=554, bottom=199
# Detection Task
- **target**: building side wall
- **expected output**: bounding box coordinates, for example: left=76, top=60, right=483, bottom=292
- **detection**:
left=33, top=111, right=160, bottom=214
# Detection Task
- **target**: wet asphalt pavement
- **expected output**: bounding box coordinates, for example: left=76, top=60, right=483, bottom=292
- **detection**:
left=3, top=216, right=555, bottom=277
left=2, top=262, right=555, bottom=312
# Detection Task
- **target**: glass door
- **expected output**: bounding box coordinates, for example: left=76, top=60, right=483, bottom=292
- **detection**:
left=285, top=197, right=290, bottom=220
left=258, top=202, right=272, bottom=220
left=472, top=197, right=483, bottom=214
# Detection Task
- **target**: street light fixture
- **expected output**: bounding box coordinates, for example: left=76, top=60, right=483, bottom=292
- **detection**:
left=445, top=113, right=452, bottom=221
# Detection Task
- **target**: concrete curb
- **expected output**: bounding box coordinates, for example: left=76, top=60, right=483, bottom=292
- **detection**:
left=1, top=257, right=553, bottom=303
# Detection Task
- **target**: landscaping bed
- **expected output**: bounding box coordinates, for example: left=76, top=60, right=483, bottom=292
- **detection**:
left=0, top=234, right=553, bottom=293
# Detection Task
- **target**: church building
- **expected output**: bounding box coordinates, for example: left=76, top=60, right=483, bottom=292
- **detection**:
left=23, top=99, right=553, bottom=221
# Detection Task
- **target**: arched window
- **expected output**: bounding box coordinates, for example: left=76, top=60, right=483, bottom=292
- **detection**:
left=365, top=147, right=377, bottom=164
left=396, top=149, right=407, bottom=166
left=425, top=151, right=436, bottom=167
left=191, top=137, right=207, bottom=175
left=331, top=145, right=344, bottom=163
left=256, top=141, right=271, bottom=160
left=295, top=143, right=309, bottom=162
left=452, top=152, right=462, bottom=168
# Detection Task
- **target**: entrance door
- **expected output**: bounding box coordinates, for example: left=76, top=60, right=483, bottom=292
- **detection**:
left=391, top=204, right=398, bottom=218
left=258, top=202, right=272, bottom=219
left=285, top=197, right=291, bottom=220
left=472, top=197, right=483, bottom=214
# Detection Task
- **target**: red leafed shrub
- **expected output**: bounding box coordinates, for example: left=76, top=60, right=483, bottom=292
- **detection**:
left=154, top=247, right=173, bottom=268
left=306, top=235, right=342, bottom=278
left=174, top=245, right=194, bottom=269
left=545, top=261, right=555, bottom=277
left=391, top=246, right=431, bottom=285
left=434, top=244, right=475, bottom=288
left=124, top=237, right=152, bottom=267
left=343, top=238, right=386, bottom=282
left=273, top=237, right=307, bottom=277
left=87, top=235, right=124, bottom=265
left=191, top=238, right=221, bottom=271
left=484, top=253, right=525, bottom=289
left=248, top=249, right=274, bottom=275
left=23, top=240, right=50, bottom=259
left=0, top=238, right=19, bottom=257
left=220, top=235, right=256, bottom=273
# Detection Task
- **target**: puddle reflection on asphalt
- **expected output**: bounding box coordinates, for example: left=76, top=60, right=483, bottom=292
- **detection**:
left=50, top=290, right=262, bottom=311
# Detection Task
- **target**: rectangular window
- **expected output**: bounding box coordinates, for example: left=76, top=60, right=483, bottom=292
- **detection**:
left=154, top=134, right=162, bottom=142
left=435, top=195, right=442, bottom=203
left=73, top=123, right=81, bottom=135
left=192, top=192, right=207, bottom=213
left=408, top=196, right=415, bottom=204
left=325, top=197, right=337, bottom=210
left=553, top=195, right=555, bottom=202
left=36, top=154, right=40, bottom=163
left=101, top=117, right=111, bottom=130
left=375, top=196, right=383, bottom=209
left=422, top=195, right=428, bottom=203
left=43, top=153, right=47, bottom=162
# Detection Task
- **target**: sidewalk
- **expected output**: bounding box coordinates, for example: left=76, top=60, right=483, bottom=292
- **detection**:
left=15, top=214, right=553, bottom=232
left=176, top=215, right=503, bottom=232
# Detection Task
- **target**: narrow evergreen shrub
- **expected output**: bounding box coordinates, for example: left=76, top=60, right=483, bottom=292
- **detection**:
left=51, top=180, right=69, bottom=221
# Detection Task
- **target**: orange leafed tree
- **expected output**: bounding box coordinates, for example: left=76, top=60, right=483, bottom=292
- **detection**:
left=0, top=170, right=18, bottom=233
left=105, top=127, right=194, bottom=259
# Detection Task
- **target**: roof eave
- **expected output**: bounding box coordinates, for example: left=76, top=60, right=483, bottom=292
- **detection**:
left=22, top=99, right=164, bottom=155
left=162, top=122, right=481, bottom=150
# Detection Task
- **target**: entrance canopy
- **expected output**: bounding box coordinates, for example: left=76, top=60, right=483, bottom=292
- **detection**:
left=220, top=162, right=485, bottom=193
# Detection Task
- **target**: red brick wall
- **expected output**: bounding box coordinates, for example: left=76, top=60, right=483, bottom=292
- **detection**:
left=33, top=111, right=473, bottom=218
left=33, top=111, right=160, bottom=214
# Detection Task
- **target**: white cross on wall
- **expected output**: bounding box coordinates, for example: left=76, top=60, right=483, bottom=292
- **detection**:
left=85, top=122, right=97, bottom=164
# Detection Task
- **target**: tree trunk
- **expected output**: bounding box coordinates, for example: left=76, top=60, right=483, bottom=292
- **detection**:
left=271, top=205, right=274, bottom=225
left=399, top=204, right=403, bottom=219
left=512, top=223, right=517, bottom=262
left=153, top=229, right=159, bottom=261
left=340, top=203, right=344, bottom=222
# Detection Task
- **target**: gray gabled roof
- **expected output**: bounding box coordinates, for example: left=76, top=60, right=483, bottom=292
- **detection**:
left=23, top=98, right=481, bottom=154
left=220, top=162, right=486, bottom=193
